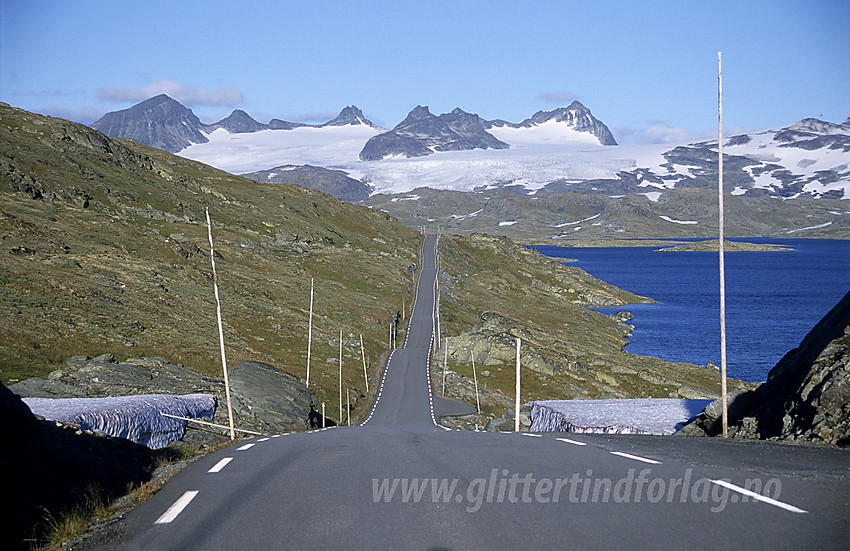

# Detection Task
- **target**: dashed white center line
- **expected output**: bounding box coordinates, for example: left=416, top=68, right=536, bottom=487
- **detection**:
left=207, top=457, right=233, bottom=473
left=610, top=451, right=661, bottom=464
left=556, top=437, right=587, bottom=446
left=257, top=437, right=270, bottom=442
left=236, top=443, right=255, bottom=451
left=155, top=490, right=198, bottom=524
left=711, top=480, right=808, bottom=513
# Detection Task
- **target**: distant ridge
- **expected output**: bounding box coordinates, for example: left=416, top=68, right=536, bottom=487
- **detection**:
left=91, top=96, right=377, bottom=153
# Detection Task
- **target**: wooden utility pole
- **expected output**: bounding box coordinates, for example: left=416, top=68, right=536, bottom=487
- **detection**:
left=515, top=337, right=521, bottom=432
left=206, top=208, right=235, bottom=441
left=360, top=334, right=369, bottom=392
left=306, top=278, right=314, bottom=387
left=718, top=52, right=729, bottom=438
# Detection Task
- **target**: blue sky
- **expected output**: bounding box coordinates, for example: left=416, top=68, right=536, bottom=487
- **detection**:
left=1, top=0, right=847, bottom=144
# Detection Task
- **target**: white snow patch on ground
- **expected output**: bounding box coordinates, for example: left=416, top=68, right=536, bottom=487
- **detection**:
left=24, top=394, right=216, bottom=449
left=391, top=194, right=420, bottom=202
left=659, top=215, right=698, bottom=225
left=554, top=213, right=601, bottom=227
left=641, top=191, right=662, bottom=202
left=784, top=221, right=833, bottom=233
left=529, top=398, right=713, bottom=435
left=499, top=220, right=518, bottom=226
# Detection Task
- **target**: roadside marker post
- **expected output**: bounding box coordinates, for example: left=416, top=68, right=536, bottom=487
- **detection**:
left=306, top=278, right=314, bottom=387
left=205, top=208, right=235, bottom=441
left=515, top=337, right=521, bottom=432
left=472, top=355, right=480, bottom=414
left=360, top=334, right=369, bottom=393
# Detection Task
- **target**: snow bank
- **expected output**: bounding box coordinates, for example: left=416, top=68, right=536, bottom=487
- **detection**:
left=24, top=394, right=216, bottom=449
left=529, top=398, right=713, bottom=435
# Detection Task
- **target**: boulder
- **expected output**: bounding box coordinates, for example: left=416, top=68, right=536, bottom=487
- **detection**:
left=678, top=290, right=850, bottom=447
left=228, top=360, right=316, bottom=433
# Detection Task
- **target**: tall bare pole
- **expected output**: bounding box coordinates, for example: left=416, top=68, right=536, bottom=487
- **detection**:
left=339, top=329, right=343, bottom=422
left=360, top=334, right=369, bottom=392
left=442, top=337, right=449, bottom=396
left=718, top=51, right=729, bottom=438
left=206, top=208, right=235, bottom=440
left=472, top=355, right=480, bottom=413
left=306, top=277, right=314, bottom=388
left=514, top=337, right=521, bottom=432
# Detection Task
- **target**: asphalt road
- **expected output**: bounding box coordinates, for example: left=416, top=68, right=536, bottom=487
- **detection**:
left=90, top=234, right=849, bottom=550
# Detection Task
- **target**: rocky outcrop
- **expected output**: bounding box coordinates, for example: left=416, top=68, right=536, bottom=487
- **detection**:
left=10, top=355, right=317, bottom=436
left=678, top=290, right=850, bottom=447
left=243, top=164, right=373, bottom=202
left=359, top=106, right=509, bottom=160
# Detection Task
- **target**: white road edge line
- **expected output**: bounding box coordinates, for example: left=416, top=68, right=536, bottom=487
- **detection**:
left=522, top=433, right=542, bottom=437
left=610, top=451, right=661, bottom=464
left=710, top=479, right=808, bottom=514
left=556, top=437, right=587, bottom=446
left=154, top=490, right=199, bottom=524
left=207, top=457, right=233, bottom=473
left=236, top=443, right=255, bottom=451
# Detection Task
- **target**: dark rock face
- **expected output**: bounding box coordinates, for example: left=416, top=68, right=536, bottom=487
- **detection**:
left=91, top=94, right=209, bottom=153
left=205, top=109, right=268, bottom=133
left=228, top=360, right=316, bottom=433
left=360, top=106, right=509, bottom=160
left=242, top=164, right=373, bottom=202
left=10, top=354, right=317, bottom=435
left=322, top=105, right=375, bottom=127
left=679, top=290, right=850, bottom=447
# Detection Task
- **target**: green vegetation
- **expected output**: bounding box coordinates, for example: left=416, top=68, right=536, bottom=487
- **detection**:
left=0, top=102, right=419, bottom=421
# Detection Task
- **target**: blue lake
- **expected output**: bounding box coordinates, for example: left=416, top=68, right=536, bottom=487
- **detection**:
left=533, top=239, right=850, bottom=382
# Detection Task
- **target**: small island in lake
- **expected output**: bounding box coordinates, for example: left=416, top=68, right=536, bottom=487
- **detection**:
left=656, top=239, right=794, bottom=252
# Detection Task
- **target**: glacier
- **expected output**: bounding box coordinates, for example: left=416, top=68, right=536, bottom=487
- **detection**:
left=23, top=393, right=216, bottom=449
left=529, top=398, right=713, bottom=435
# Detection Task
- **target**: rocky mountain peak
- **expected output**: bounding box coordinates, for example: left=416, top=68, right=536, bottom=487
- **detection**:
left=360, top=106, right=508, bottom=161
left=397, top=105, right=436, bottom=128
left=91, top=94, right=208, bottom=153
left=322, top=105, right=376, bottom=127
left=207, top=109, right=267, bottom=134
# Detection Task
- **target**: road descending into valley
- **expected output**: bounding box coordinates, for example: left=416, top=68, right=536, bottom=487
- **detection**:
left=94, top=235, right=848, bottom=550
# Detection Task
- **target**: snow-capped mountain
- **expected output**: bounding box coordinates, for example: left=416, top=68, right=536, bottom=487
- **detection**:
left=485, top=101, right=618, bottom=146
left=89, top=95, right=849, bottom=204
left=567, top=117, right=850, bottom=200
left=358, top=106, right=510, bottom=160
left=91, top=96, right=377, bottom=153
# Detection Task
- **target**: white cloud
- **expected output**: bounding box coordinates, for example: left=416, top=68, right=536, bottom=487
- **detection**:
left=97, top=80, right=244, bottom=107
